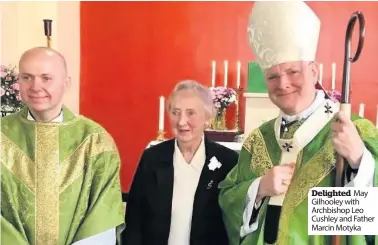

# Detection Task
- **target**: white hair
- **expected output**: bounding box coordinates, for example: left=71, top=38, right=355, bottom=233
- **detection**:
left=167, top=80, right=215, bottom=119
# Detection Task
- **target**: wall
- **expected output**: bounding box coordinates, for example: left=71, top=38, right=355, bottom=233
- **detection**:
left=0, top=1, right=80, bottom=113
left=310, top=1, right=378, bottom=118
left=80, top=2, right=378, bottom=191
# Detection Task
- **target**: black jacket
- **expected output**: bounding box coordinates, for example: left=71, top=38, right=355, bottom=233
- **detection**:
left=122, top=138, right=239, bottom=245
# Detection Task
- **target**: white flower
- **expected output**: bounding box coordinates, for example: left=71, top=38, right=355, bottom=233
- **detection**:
left=208, top=156, right=222, bottom=171
left=229, top=94, right=236, bottom=103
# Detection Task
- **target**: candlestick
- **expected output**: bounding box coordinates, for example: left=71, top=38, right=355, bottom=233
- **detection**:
left=331, top=62, right=336, bottom=90
left=236, top=61, right=241, bottom=88
left=159, top=96, right=165, bottom=131
left=359, top=103, right=365, bottom=117
left=319, top=63, right=323, bottom=85
left=233, top=87, right=243, bottom=132
left=156, top=130, right=166, bottom=141
left=224, top=60, right=228, bottom=87
left=211, top=60, right=216, bottom=88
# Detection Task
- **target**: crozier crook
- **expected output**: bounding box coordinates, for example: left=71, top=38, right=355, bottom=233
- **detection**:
left=334, top=11, right=365, bottom=245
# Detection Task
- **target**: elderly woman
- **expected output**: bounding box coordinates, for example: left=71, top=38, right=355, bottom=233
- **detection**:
left=123, top=80, right=239, bottom=245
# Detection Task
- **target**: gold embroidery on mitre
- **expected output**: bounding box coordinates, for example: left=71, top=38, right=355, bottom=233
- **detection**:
left=243, top=129, right=274, bottom=176
left=1, top=133, right=35, bottom=192
left=35, top=124, right=60, bottom=245
left=275, top=138, right=336, bottom=244
left=59, top=132, right=118, bottom=193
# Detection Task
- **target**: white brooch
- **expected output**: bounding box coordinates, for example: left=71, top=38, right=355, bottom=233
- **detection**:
left=208, top=156, right=222, bottom=171
left=207, top=180, right=214, bottom=190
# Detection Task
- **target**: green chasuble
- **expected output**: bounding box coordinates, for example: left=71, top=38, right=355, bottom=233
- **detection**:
left=219, top=115, right=378, bottom=245
left=1, top=107, right=125, bottom=245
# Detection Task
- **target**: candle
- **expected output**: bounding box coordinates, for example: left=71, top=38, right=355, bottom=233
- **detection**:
left=159, top=96, right=165, bottom=131
left=319, top=63, right=323, bottom=85
left=331, top=62, right=336, bottom=90
left=236, top=61, right=241, bottom=88
left=359, top=103, right=365, bottom=117
left=211, top=60, right=216, bottom=88
left=224, top=60, right=228, bottom=87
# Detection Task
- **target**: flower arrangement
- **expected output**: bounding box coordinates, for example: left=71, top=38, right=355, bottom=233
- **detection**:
left=326, top=89, right=341, bottom=102
left=210, top=86, right=237, bottom=130
left=210, top=86, right=237, bottom=109
left=1, top=65, right=23, bottom=115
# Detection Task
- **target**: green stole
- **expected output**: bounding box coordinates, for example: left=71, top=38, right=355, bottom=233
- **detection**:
left=1, top=107, right=125, bottom=245
left=219, top=99, right=378, bottom=245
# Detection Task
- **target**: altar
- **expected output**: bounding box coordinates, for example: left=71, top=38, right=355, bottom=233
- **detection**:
left=243, top=92, right=279, bottom=135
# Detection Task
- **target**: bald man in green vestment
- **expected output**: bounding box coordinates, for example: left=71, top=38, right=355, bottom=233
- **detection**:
left=219, top=2, right=378, bottom=245
left=1, top=47, right=125, bottom=245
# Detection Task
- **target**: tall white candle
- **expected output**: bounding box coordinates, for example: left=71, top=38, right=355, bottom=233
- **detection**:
left=211, top=60, right=216, bottom=88
left=224, top=60, right=228, bottom=87
left=236, top=61, right=241, bottom=88
left=359, top=103, right=365, bottom=117
left=331, top=62, right=336, bottom=90
left=159, top=96, right=165, bottom=131
left=319, top=63, right=323, bottom=85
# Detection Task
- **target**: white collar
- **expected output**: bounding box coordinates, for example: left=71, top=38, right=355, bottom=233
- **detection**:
left=281, top=89, right=326, bottom=123
left=27, top=109, right=64, bottom=123
left=174, top=135, right=206, bottom=172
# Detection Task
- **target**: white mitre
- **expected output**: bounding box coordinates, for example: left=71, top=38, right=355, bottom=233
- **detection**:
left=247, top=1, right=321, bottom=70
